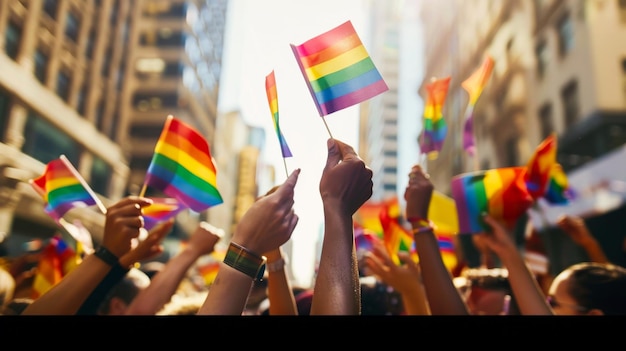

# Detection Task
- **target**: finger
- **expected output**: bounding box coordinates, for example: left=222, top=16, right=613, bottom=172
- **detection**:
left=109, top=197, right=153, bottom=211
left=324, top=138, right=342, bottom=171
left=335, top=139, right=359, bottom=162
left=276, top=168, right=300, bottom=197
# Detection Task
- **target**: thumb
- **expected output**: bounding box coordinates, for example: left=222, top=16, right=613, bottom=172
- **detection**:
left=324, top=138, right=341, bottom=171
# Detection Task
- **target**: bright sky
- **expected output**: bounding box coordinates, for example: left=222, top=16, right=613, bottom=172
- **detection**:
left=218, top=0, right=367, bottom=287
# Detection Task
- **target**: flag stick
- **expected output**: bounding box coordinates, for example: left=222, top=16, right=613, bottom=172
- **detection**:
left=138, top=183, right=148, bottom=198
left=282, top=157, right=289, bottom=179
left=59, top=155, right=107, bottom=215
left=322, top=117, right=334, bottom=139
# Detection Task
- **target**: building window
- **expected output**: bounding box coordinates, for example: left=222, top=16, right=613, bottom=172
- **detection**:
left=90, top=156, right=112, bottom=196
left=539, top=103, right=554, bottom=139
left=0, top=88, right=11, bottom=142
left=65, top=11, right=81, bottom=42
left=535, top=39, right=548, bottom=78
left=561, top=80, right=579, bottom=127
left=5, top=21, right=22, bottom=59
left=34, top=49, right=48, bottom=83
left=557, top=13, right=574, bottom=57
left=43, top=0, right=59, bottom=19
left=22, top=111, right=79, bottom=165
left=619, top=0, right=626, bottom=23
left=77, top=84, right=88, bottom=116
left=85, top=29, right=96, bottom=59
left=133, top=92, right=178, bottom=111
left=505, top=137, right=518, bottom=167
left=56, top=71, right=71, bottom=101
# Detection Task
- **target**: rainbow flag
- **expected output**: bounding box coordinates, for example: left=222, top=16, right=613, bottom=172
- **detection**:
left=143, top=115, right=223, bottom=212
left=31, top=235, right=78, bottom=299
left=265, top=70, right=293, bottom=158
left=462, top=56, right=495, bottom=156
left=419, top=76, right=451, bottom=160
left=30, top=155, right=103, bottom=222
left=142, top=197, right=186, bottom=231
left=379, top=197, right=415, bottom=265
left=354, top=224, right=378, bottom=254
left=451, top=167, right=533, bottom=234
left=543, top=163, right=575, bottom=205
left=524, top=133, right=557, bottom=200
left=290, top=20, right=388, bottom=117
left=197, top=261, right=220, bottom=286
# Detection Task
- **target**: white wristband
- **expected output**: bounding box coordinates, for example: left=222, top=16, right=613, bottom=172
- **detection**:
left=266, top=257, right=288, bottom=273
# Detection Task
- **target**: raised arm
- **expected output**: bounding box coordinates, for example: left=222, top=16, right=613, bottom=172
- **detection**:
left=311, top=139, right=373, bottom=315
left=479, top=214, right=553, bottom=315
left=557, top=215, right=609, bottom=264
left=364, top=239, right=431, bottom=315
left=404, top=165, right=469, bottom=315
left=197, top=169, right=300, bottom=315
left=265, top=246, right=297, bottom=315
left=23, top=196, right=153, bottom=315
left=125, top=221, right=222, bottom=315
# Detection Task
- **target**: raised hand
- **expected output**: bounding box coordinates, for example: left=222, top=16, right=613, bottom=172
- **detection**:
left=102, top=196, right=153, bottom=258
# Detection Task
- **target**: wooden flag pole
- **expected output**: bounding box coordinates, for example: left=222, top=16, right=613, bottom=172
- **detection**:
left=322, top=117, right=334, bottom=139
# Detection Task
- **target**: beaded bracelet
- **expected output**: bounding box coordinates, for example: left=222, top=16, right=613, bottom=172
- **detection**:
left=223, top=242, right=267, bottom=281
left=407, top=217, right=435, bottom=235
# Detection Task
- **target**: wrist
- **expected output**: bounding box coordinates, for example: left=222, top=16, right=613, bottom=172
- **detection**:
left=93, top=245, right=120, bottom=267
left=408, top=217, right=435, bottom=235
left=223, top=242, right=266, bottom=281
left=266, top=256, right=288, bottom=273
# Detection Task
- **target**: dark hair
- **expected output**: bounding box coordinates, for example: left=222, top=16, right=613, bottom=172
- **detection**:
left=565, top=262, right=626, bottom=315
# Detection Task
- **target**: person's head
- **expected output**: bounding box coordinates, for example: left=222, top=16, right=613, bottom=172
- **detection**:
left=157, top=291, right=208, bottom=315
left=97, top=268, right=151, bottom=315
left=458, top=267, right=519, bottom=315
left=548, top=262, right=626, bottom=315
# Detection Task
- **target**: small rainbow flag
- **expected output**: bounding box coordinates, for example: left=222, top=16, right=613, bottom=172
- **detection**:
left=451, top=167, right=533, bottom=234
left=524, top=133, right=557, bottom=200
left=290, top=20, right=388, bottom=117
left=419, top=76, right=451, bottom=160
left=197, top=261, right=220, bottom=286
left=462, top=56, right=495, bottom=156
left=143, top=115, right=223, bottom=212
left=265, top=70, right=292, bottom=158
left=30, top=155, right=104, bottom=221
left=31, top=235, right=78, bottom=299
left=436, top=231, right=458, bottom=272
left=543, top=163, right=575, bottom=205
left=142, top=197, right=186, bottom=231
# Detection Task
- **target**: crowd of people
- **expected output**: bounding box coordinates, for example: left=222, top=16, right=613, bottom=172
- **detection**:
left=1, top=138, right=625, bottom=316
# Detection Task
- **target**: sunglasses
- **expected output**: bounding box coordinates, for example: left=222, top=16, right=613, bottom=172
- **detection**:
left=546, top=296, right=588, bottom=312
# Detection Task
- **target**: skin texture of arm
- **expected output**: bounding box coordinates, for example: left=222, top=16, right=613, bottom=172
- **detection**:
left=364, top=239, right=431, bottom=315
left=197, top=169, right=300, bottom=315
left=22, top=196, right=153, bottom=315
left=124, top=221, right=221, bottom=315
left=311, top=139, right=373, bottom=315
left=265, top=247, right=297, bottom=315
left=404, top=165, right=470, bottom=315
left=478, top=214, right=553, bottom=315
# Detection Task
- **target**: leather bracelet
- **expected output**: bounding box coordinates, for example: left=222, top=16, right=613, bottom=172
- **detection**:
left=93, top=245, right=119, bottom=266
left=223, top=242, right=267, bottom=281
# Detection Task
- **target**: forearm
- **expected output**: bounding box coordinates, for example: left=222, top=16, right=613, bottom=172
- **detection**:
left=76, top=262, right=129, bottom=315
left=311, top=207, right=360, bottom=315
left=499, top=248, right=553, bottom=315
left=413, top=230, right=469, bottom=315
left=23, top=255, right=112, bottom=315
left=125, top=249, right=199, bottom=315
left=196, top=263, right=254, bottom=315
left=399, top=283, right=431, bottom=315
left=266, top=250, right=297, bottom=315
left=580, top=240, right=609, bottom=263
